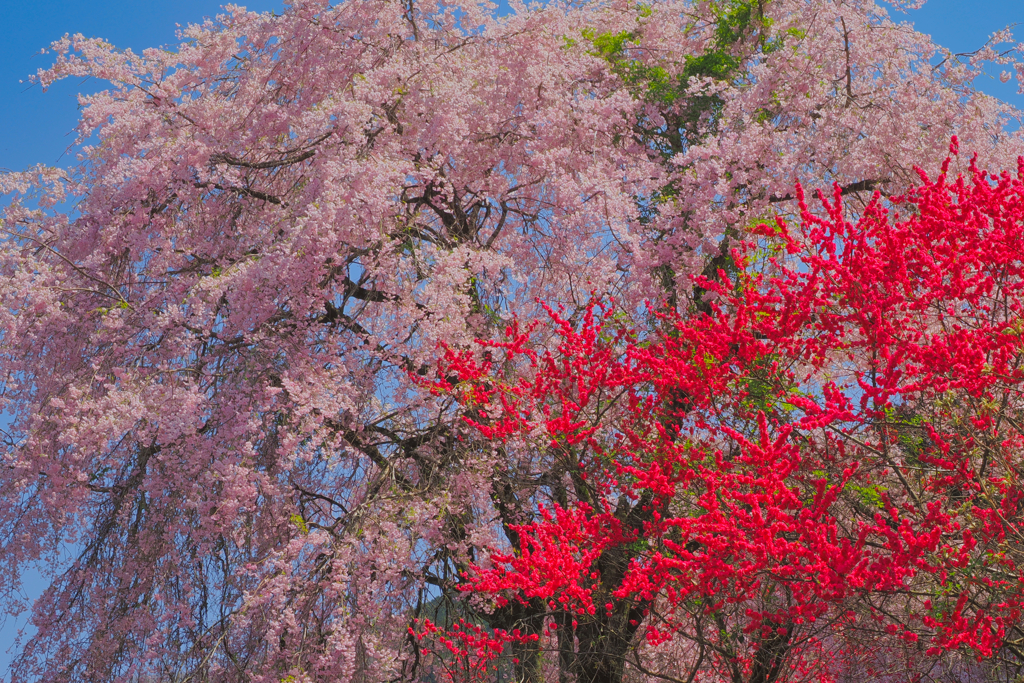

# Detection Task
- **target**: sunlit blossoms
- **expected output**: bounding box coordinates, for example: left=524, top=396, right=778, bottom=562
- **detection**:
left=3, top=0, right=1024, bottom=681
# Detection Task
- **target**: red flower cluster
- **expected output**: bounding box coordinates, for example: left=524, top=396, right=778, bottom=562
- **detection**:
left=422, top=145, right=1024, bottom=681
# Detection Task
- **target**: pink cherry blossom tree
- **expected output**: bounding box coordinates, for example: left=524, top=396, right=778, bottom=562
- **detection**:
left=2, top=0, right=1024, bottom=681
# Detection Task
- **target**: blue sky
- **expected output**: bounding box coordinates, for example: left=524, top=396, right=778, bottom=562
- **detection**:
left=1, top=0, right=283, bottom=173
left=1, top=0, right=1023, bottom=174
left=0, top=0, right=1023, bottom=676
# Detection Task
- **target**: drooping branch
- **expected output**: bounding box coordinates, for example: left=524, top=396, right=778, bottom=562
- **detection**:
left=768, top=178, right=884, bottom=203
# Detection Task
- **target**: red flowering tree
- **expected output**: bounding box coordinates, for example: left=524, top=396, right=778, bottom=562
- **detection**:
left=418, top=144, right=1024, bottom=682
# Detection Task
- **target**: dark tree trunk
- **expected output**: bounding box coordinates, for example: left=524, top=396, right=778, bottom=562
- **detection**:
left=573, top=616, right=636, bottom=683
left=747, top=625, right=792, bottom=683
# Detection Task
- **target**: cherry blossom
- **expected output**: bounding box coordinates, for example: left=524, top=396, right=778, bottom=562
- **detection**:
left=2, top=0, right=1024, bottom=680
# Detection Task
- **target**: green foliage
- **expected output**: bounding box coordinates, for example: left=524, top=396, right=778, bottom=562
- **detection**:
left=579, top=27, right=674, bottom=104
left=713, top=0, right=769, bottom=45
left=848, top=483, right=886, bottom=509
left=290, top=513, right=310, bottom=535
left=884, top=407, right=929, bottom=464
left=580, top=0, right=783, bottom=171
left=729, top=351, right=801, bottom=417
left=582, top=28, right=632, bottom=59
